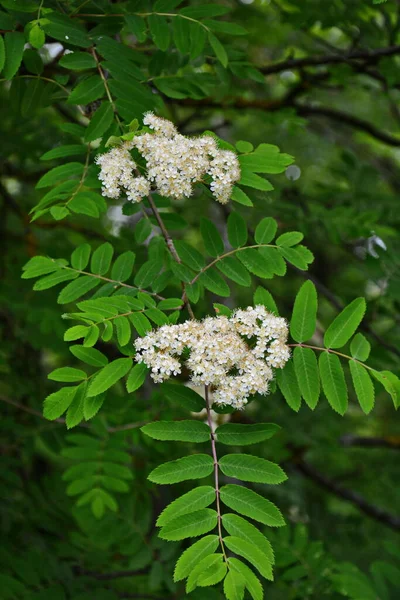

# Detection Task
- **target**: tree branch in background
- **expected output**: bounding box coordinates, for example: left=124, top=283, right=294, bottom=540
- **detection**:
left=340, top=434, right=400, bottom=449
left=258, top=44, right=400, bottom=75
left=294, top=458, right=400, bottom=531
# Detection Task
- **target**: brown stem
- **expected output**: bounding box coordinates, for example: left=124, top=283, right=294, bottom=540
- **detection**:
left=146, top=194, right=195, bottom=319
left=204, top=385, right=227, bottom=562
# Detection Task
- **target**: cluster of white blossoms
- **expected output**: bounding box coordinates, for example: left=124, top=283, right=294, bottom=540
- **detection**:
left=135, top=306, right=290, bottom=409
left=95, top=113, right=241, bottom=204
left=95, top=141, right=151, bottom=203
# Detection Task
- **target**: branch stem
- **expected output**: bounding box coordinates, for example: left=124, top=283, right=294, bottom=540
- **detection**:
left=146, top=194, right=195, bottom=319
left=204, top=385, right=227, bottom=563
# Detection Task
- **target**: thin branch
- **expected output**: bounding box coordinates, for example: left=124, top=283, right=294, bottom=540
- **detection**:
left=205, top=385, right=227, bottom=562
left=294, top=458, right=400, bottom=531
left=294, top=103, right=400, bottom=147
left=259, top=45, right=400, bottom=75
left=340, top=434, right=400, bottom=449
left=146, top=194, right=195, bottom=319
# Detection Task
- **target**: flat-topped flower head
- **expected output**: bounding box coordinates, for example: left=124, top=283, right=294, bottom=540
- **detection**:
left=95, top=113, right=241, bottom=204
left=135, top=306, right=290, bottom=409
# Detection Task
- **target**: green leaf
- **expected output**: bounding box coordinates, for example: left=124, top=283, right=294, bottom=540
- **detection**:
left=189, top=21, right=206, bottom=60
left=371, top=370, right=400, bottom=409
left=215, top=423, right=280, bottom=446
left=148, top=454, right=214, bottom=485
left=201, top=217, right=224, bottom=257
left=90, top=243, right=114, bottom=276
left=254, top=217, right=277, bottom=244
left=173, top=15, right=191, bottom=54
left=66, top=382, right=87, bottom=429
left=33, top=270, right=78, bottom=290
left=208, top=32, right=228, bottom=67
left=87, top=358, right=132, bottom=397
left=204, top=20, right=247, bottom=36
left=290, top=280, right=318, bottom=343
left=43, top=387, right=77, bottom=420
left=217, top=256, right=251, bottom=287
left=85, top=101, right=114, bottom=142
left=67, top=75, right=104, bottom=105
left=238, top=248, right=273, bottom=278
left=228, top=212, right=248, bottom=248
left=64, top=325, right=89, bottom=342
left=239, top=170, right=273, bottom=191
left=134, top=260, right=162, bottom=289
left=70, top=345, right=108, bottom=367
left=22, top=256, right=61, bottom=279
left=319, top=352, right=348, bottom=415
left=196, top=560, right=226, bottom=587
left=276, top=360, right=301, bottom=411
left=220, top=484, right=285, bottom=527
left=162, top=383, right=205, bottom=412
left=41, top=145, right=87, bottom=161
left=114, top=316, right=131, bottom=346
left=199, top=269, right=230, bottom=297
left=3, top=32, right=25, bottom=80
left=129, top=312, right=152, bottom=336
left=350, top=333, right=371, bottom=361
left=222, top=513, right=274, bottom=564
left=231, top=186, right=253, bottom=207
left=219, top=454, right=287, bottom=484
left=83, top=324, right=100, bottom=347
left=258, top=247, right=286, bottom=276
left=43, top=12, right=90, bottom=47
left=48, top=367, right=87, bottom=383
left=71, top=243, right=91, bottom=270
left=110, top=251, right=135, bottom=282
left=229, top=558, right=263, bottom=600
left=253, top=286, right=278, bottom=315
left=83, top=393, right=105, bottom=420
left=36, top=162, right=84, bottom=189
left=126, top=362, right=148, bottom=393
left=293, top=346, right=320, bottom=409
left=141, top=420, right=210, bottom=443
left=186, top=554, right=224, bottom=593
left=57, top=275, right=100, bottom=304
left=59, top=51, right=96, bottom=70
left=29, top=23, right=45, bottom=49
left=180, top=5, right=230, bottom=18
left=349, top=361, right=375, bottom=414
left=148, top=14, right=170, bottom=51
left=324, top=298, right=366, bottom=349
left=157, top=486, right=215, bottom=526
left=174, top=535, right=219, bottom=582
left=159, top=508, right=217, bottom=540
left=0, top=35, right=5, bottom=74
left=224, top=536, right=273, bottom=581
left=224, top=569, right=246, bottom=600
left=174, top=240, right=205, bottom=271
left=278, top=245, right=313, bottom=270
left=276, top=231, right=304, bottom=247
left=239, top=143, right=293, bottom=174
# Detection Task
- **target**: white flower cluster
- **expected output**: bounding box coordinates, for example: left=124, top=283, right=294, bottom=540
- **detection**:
left=95, top=141, right=151, bottom=203
left=135, top=306, right=290, bottom=409
left=95, top=113, right=241, bottom=204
